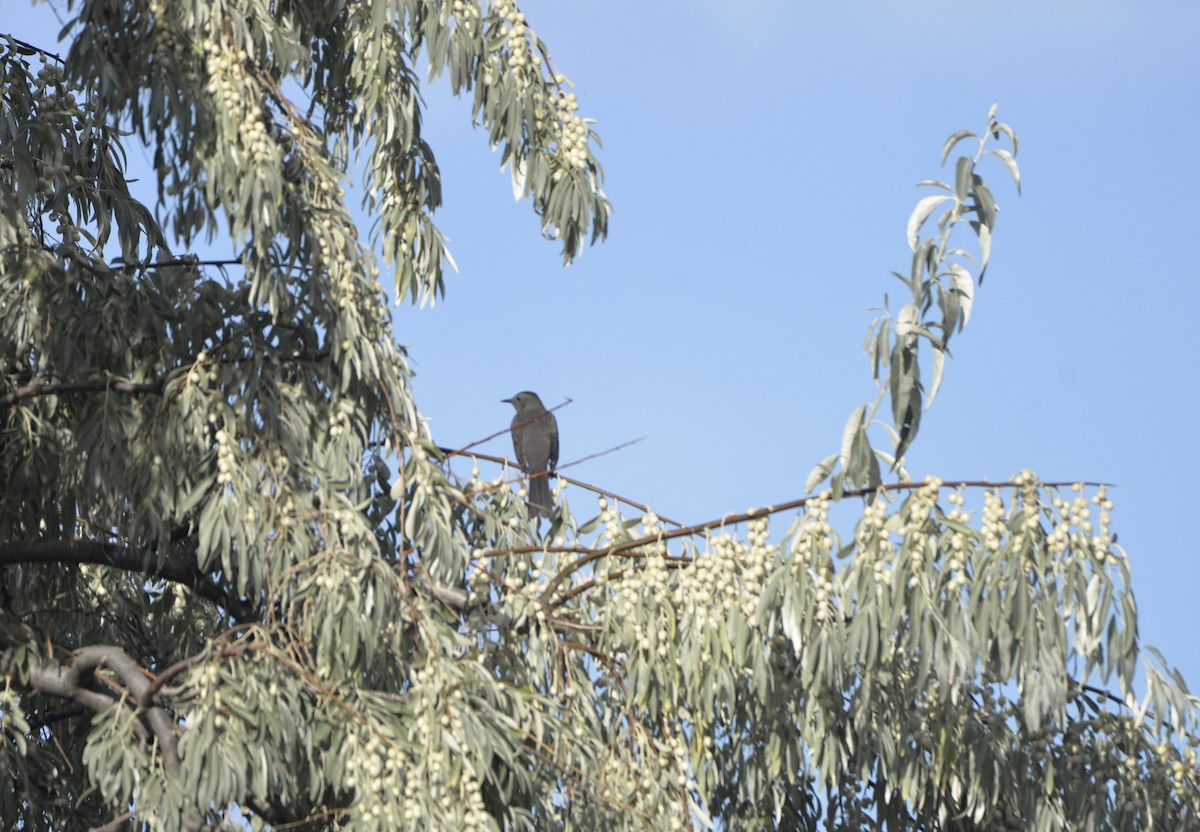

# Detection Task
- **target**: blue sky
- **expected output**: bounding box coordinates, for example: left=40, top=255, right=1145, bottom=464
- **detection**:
left=18, top=2, right=1200, bottom=691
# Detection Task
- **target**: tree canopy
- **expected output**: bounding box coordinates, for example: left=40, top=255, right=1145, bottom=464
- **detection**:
left=2, top=2, right=1199, bottom=830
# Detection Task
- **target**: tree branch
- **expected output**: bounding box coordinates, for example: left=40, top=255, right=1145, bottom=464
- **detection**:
left=447, top=440, right=659, bottom=520
left=0, top=376, right=165, bottom=409
left=538, top=478, right=1115, bottom=604
left=3, top=643, right=179, bottom=768
left=66, top=645, right=182, bottom=773
left=5, top=36, right=64, bottom=63
left=3, top=643, right=206, bottom=828
left=0, top=538, right=252, bottom=621
left=442, top=397, right=573, bottom=460
left=17, top=652, right=119, bottom=717
left=89, top=810, right=134, bottom=832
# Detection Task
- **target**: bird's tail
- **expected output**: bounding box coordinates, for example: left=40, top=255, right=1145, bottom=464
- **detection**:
left=528, top=475, right=552, bottom=518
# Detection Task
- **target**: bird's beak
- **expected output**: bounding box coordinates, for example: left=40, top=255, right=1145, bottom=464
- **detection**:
left=501, top=398, right=511, bottom=403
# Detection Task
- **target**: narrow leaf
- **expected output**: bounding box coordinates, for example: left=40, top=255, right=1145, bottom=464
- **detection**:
left=907, top=195, right=952, bottom=252
left=873, top=317, right=890, bottom=382
left=971, top=175, right=998, bottom=229
left=976, top=221, right=992, bottom=282
left=848, top=422, right=873, bottom=488
left=992, top=121, right=1019, bottom=156
left=805, top=453, right=839, bottom=493
left=894, top=303, right=919, bottom=341
left=938, top=277, right=961, bottom=347
left=940, top=130, right=977, bottom=166
left=949, top=263, right=975, bottom=328
left=840, top=405, right=867, bottom=473
left=954, top=157, right=973, bottom=203
left=988, top=148, right=1021, bottom=194
left=926, top=345, right=945, bottom=410
left=890, top=347, right=922, bottom=459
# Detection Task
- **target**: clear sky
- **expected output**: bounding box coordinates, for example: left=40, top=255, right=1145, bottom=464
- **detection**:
left=17, top=2, right=1200, bottom=692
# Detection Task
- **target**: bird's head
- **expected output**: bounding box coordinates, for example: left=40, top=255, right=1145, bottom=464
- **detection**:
left=502, top=391, right=543, bottom=410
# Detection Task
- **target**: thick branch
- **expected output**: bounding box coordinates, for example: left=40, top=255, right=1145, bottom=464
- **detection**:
left=69, top=645, right=182, bottom=772
left=7, top=643, right=180, bottom=771
left=0, top=376, right=165, bottom=409
left=5, top=642, right=203, bottom=827
left=0, top=538, right=252, bottom=621
left=20, top=653, right=119, bottom=716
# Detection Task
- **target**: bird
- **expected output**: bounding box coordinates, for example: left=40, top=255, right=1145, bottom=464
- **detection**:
left=503, top=391, right=559, bottom=518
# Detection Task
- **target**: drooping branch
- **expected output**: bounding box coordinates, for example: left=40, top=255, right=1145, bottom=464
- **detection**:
left=0, top=538, right=252, bottom=621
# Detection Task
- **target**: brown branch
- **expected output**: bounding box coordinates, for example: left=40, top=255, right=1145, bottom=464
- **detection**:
left=89, top=811, right=134, bottom=832
left=16, top=653, right=117, bottom=716
left=538, top=478, right=1117, bottom=605
left=423, top=401, right=674, bottom=522
left=140, top=641, right=251, bottom=709
left=139, top=654, right=206, bottom=710
left=0, top=538, right=252, bottom=621
left=551, top=556, right=692, bottom=609
left=2, top=343, right=333, bottom=412
left=554, top=473, right=683, bottom=527
left=6, top=36, right=64, bottom=63
left=448, top=439, right=651, bottom=516
left=443, top=397, right=573, bottom=461
left=551, top=438, right=645, bottom=477
left=1072, top=676, right=1198, bottom=745
left=439, top=400, right=680, bottom=524
left=473, top=545, right=597, bottom=560
left=561, top=640, right=625, bottom=677
left=424, top=576, right=596, bottom=634
left=9, top=641, right=215, bottom=830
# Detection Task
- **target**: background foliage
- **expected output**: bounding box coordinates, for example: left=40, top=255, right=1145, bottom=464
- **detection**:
left=2, top=2, right=1198, bottom=830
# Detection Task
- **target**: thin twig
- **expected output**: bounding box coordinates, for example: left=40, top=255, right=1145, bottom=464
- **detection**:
left=443, top=397, right=573, bottom=460
left=6, top=37, right=64, bottom=63
left=450, top=438, right=645, bottom=510
left=89, top=811, right=134, bottom=832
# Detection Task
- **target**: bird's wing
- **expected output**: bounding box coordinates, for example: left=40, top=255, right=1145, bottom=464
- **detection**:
left=548, top=413, right=559, bottom=470
left=511, top=418, right=529, bottom=471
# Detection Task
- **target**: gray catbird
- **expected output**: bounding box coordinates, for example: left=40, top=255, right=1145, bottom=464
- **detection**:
left=503, top=391, right=559, bottom=518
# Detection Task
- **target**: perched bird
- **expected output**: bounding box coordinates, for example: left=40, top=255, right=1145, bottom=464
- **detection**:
left=503, top=391, right=559, bottom=518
